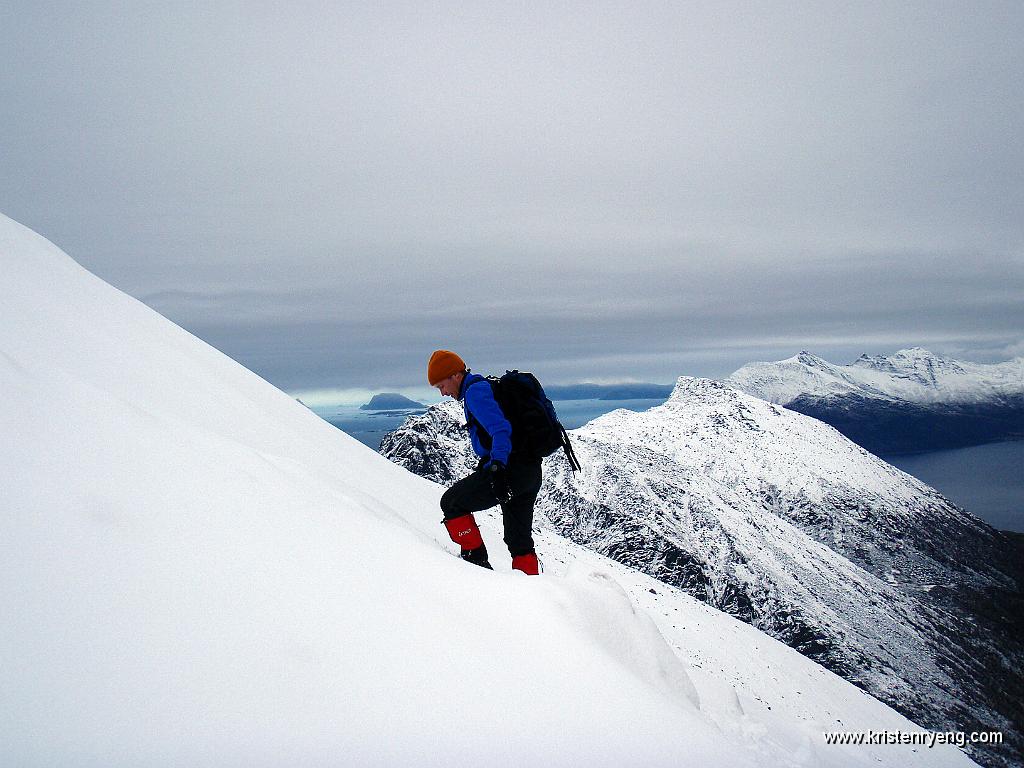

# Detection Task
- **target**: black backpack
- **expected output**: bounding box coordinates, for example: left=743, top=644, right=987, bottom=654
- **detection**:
left=469, top=370, right=581, bottom=472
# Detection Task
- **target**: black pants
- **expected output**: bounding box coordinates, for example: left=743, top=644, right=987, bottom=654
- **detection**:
left=440, top=460, right=543, bottom=557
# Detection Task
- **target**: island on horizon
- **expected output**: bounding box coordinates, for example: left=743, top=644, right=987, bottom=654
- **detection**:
left=360, top=392, right=426, bottom=411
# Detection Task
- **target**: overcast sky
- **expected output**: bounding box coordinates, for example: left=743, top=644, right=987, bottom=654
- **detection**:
left=3, top=1, right=1022, bottom=402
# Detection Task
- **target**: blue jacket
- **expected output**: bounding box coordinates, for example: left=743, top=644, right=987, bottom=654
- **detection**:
left=459, top=372, right=513, bottom=465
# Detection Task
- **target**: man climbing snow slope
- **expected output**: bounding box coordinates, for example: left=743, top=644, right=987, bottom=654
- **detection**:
left=428, top=349, right=543, bottom=575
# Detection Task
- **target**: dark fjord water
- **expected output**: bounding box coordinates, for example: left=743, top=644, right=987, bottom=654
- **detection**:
left=882, top=441, right=1024, bottom=532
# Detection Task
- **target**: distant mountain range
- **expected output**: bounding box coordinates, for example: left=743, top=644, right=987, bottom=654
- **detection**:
left=726, top=348, right=1024, bottom=454
left=381, top=379, right=1024, bottom=767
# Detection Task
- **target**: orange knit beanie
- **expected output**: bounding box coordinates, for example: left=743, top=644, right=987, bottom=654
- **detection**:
left=427, top=349, right=466, bottom=385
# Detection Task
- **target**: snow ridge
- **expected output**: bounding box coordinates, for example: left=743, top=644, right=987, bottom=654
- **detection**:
left=728, top=348, right=1024, bottom=407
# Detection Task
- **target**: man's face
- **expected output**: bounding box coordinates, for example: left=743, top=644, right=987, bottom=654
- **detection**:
left=435, top=371, right=463, bottom=399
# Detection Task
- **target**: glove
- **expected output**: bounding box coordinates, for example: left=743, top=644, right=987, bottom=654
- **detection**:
left=486, top=461, right=513, bottom=504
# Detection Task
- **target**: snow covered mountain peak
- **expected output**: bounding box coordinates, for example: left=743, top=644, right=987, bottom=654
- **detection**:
left=668, top=374, right=734, bottom=401
left=729, top=347, right=1023, bottom=406
left=591, top=376, right=968, bottom=511
left=891, top=346, right=955, bottom=363
left=726, top=348, right=1024, bottom=454
left=850, top=347, right=968, bottom=382
left=792, top=350, right=835, bottom=368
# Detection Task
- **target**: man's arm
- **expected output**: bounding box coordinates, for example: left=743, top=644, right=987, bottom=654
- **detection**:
left=465, top=381, right=513, bottom=465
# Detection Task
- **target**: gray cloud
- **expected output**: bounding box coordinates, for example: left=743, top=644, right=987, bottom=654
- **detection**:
left=2, top=1, right=1022, bottom=395
left=149, top=246, right=1023, bottom=391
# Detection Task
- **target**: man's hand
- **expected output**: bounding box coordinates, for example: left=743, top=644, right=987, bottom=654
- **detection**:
left=486, top=461, right=513, bottom=504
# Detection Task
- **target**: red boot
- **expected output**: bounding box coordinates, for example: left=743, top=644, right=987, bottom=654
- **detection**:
left=511, top=552, right=540, bottom=575
left=443, top=514, right=492, bottom=570
left=443, top=513, right=483, bottom=549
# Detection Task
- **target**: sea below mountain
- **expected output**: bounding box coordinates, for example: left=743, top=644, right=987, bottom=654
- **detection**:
left=882, top=441, right=1024, bottom=532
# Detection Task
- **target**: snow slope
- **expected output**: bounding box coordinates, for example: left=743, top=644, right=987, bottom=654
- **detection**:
left=0, top=212, right=976, bottom=767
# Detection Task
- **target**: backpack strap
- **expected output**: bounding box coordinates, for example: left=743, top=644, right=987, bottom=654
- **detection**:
left=560, top=425, right=582, bottom=473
